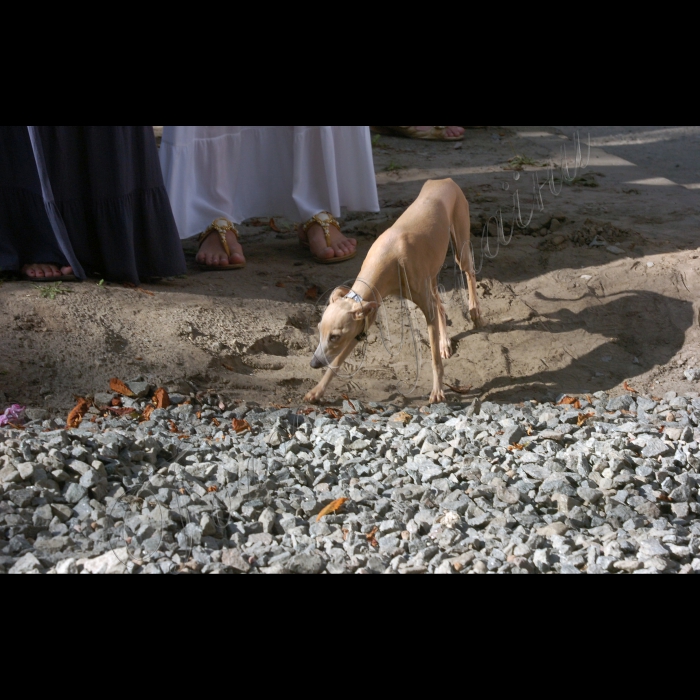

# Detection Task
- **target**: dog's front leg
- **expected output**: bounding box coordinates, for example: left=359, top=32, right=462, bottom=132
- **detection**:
left=304, top=367, right=336, bottom=404
left=304, top=342, right=357, bottom=404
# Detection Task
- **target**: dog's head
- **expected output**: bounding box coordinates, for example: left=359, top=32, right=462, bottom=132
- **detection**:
left=311, top=287, right=378, bottom=369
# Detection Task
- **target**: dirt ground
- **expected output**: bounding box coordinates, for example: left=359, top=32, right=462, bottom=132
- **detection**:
left=2, top=125, right=700, bottom=413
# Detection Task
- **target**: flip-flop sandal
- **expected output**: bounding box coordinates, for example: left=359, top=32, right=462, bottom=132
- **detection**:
left=380, top=126, right=465, bottom=142
left=299, top=212, right=357, bottom=265
left=197, top=218, right=246, bottom=271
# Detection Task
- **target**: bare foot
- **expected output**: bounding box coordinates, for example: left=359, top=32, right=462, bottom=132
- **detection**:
left=305, top=222, right=357, bottom=261
left=410, top=126, right=465, bottom=138
left=197, top=229, right=245, bottom=268
left=22, top=264, right=73, bottom=279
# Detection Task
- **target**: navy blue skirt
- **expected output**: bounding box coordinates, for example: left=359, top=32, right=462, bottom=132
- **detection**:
left=0, top=126, right=186, bottom=284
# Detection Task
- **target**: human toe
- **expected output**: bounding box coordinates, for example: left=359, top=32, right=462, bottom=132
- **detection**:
left=60, top=266, right=73, bottom=277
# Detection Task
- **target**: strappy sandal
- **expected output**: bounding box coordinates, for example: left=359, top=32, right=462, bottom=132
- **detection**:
left=381, top=126, right=465, bottom=142
left=299, top=212, right=357, bottom=265
left=197, top=218, right=246, bottom=271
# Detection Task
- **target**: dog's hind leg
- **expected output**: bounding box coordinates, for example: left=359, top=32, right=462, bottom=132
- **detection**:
left=431, top=277, right=452, bottom=360
left=452, top=194, right=484, bottom=329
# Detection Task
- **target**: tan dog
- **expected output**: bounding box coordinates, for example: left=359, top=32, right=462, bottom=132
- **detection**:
left=305, top=178, right=483, bottom=405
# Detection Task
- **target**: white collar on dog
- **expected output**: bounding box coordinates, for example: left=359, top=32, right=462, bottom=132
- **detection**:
left=345, top=291, right=368, bottom=342
left=345, top=290, right=363, bottom=304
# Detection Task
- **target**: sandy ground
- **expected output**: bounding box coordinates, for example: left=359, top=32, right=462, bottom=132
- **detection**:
left=2, top=125, right=699, bottom=413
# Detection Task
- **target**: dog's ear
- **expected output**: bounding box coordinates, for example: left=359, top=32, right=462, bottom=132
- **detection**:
left=353, top=301, right=378, bottom=320
left=330, top=286, right=352, bottom=304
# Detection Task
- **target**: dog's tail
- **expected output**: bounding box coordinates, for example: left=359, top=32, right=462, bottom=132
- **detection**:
left=450, top=188, right=484, bottom=329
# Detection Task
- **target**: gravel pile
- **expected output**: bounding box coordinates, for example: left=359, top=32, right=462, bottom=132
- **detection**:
left=1, top=386, right=699, bottom=574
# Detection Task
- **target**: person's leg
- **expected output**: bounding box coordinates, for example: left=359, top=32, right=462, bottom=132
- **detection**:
left=0, top=126, right=72, bottom=279
left=294, top=126, right=379, bottom=262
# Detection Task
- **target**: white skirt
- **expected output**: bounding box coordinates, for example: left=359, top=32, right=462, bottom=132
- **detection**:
left=160, top=126, right=380, bottom=239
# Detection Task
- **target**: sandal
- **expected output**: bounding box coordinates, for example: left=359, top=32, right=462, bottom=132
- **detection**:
left=299, top=212, right=357, bottom=265
left=380, top=126, right=465, bottom=142
left=197, top=218, right=246, bottom=271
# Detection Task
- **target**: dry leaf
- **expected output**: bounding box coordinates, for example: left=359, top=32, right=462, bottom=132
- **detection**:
left=179, top=488, right=187, bottom=495
left=342, top=529, right=349, bottom=542
left=390, top=411, right=412, bottom=425
left=325, top=408, right=343, bottom=420
left=153, top=388, right=171, bottom=409
left=316, top=498, right=348, bottom=522
left=141, top=405, right=155, bottom=422
left=527, top=425, right=534, bottom=436
left=305, top=285, right=320, bottom=301
left=623, top=381, right=638, bottom=394
left=106, top=407, right=139, bottom=418
left=196, top=412, right=202, bottom=420
left=275, top=282, right=286, bottom=288
left=207, top=486, right=219, bottom=493
left=367, top=527, right=379, bottom=548
left=233, top=419, right=252, bottom=434
left=67, top=398, right=90, bottom=429
left=585, top=395, right=593, bottom=403
left=508, top=444, right=525, bottom=451
left=446, top=384, right=474, bottom=395
left=110, top=378, right=135, bottom=398
left=212, top=417, right=221, bottom=427
left=577, top=412, right=596, bottom=427
left=557, top=396, right=578, bottom=406
left=270, top=218, right=282, bottom=233
left=168, top=420, right=179, bottom=434
left=657, top=492, right=670, bottom=502
left=342, top=394, right=357, bottom=412
left=136, top=287, right=155, bottom=296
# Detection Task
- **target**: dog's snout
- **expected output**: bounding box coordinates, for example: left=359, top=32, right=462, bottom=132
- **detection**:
left=310, top=355, right=325, bottom=369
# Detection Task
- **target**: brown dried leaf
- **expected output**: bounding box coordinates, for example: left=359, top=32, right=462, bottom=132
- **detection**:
left=136, top=287, right=155, bottom=296
left=67, top=398, right=90, bottom=429
left=390, top=411, right=412, bottom=425
left=275, top=282, right=286, bottom=288
left=623, top=381, right=638, bottom=394
left=270, top=218, right=282, bottom=233
left=153, top=388, right=171, bottom=410
left=221, top=363, right=236, bottom=372
left=342, top=394, right=357, bottom=412
left=446, top=384, right=474, bottom=395
left=508, top=444, right=525, bottom=452
left=367, top=527, right=379, bottom=548
left=557, top=396, right=578, bottom=406
left=168, top=420, right=179, bottom=434
left=527, top=425, right=534, bottom=436
left=110, top=378, right=135, bottom=397
left=207, top=486, right=219, bottom=493
left=305, top=285, right=320, bottom=301
left=325, top=408, right=343, bottom=420
left=141, top=405, right=155, bottom=422
left=110, top=397, right=123, bottom=407
left=577, top=412, right=596, bottom=427
left=212, top=418, right=221, bottom=428
left=316, top=498, right=348, bottom=522
left=233, top=419, right=252, bottom=434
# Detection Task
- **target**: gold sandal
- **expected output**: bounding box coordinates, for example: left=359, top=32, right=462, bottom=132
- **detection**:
left=197, top=218, right=246, bottom=271
left=299, top=212, right=357, bottom=265
left=380, top=126, right=465, bottom=142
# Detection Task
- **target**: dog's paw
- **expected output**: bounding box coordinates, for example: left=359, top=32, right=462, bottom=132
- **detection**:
left=470, top=309, right=485, bottom=329
left=430, top=389, right=446, bottom=404
left=440, top=344, right=453, bottom=360
left=304, top=389, right=324, bottom=404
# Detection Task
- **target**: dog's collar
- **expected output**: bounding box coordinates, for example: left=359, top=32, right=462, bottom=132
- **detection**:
left=345, top=290, right=364, bottom=304
left=345, top=291, right=369, bottom=342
